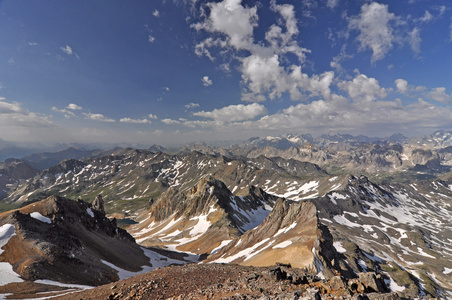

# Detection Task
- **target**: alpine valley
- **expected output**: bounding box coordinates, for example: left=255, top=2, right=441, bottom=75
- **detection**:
left=0, top=131, right=452, bottom=299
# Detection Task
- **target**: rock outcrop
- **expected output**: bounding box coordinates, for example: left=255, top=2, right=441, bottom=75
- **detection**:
left=92, top=194, right=105, bottom=214
left=0, top=195, right=150, bottom=286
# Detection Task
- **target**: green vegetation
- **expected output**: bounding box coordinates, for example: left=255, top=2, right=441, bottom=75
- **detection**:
left=0, top=202, right=20, bottom=212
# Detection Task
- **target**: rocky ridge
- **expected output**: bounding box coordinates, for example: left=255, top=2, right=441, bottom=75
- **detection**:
left=130, top=176, right=277, bottom=255
left=0, top=195, right=188, bottom=298
left=54, top=264, right=400, bottom=300
left=2, top=149, right=331, bottom=214
left=129, top=175, right=452, bottom=298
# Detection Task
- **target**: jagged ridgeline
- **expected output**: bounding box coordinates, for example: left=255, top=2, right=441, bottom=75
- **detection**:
left=0, top=140, right=451, bottom=298
left=2, top=149, right=330, bottom=214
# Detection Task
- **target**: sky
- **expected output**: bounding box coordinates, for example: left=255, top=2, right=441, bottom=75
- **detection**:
left=1, top=0, right=452, bottom=147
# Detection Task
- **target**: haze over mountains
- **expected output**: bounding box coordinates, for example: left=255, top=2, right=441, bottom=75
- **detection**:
left=0, top=131, right=452, bottom=299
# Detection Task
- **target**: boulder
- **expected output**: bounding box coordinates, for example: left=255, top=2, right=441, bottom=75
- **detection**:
left=358, top=273, right=388, bottom=293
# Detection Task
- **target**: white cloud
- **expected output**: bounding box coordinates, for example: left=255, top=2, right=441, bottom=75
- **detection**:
left=420, top=10, right=433, bottom=22
left=0, top=98, right=53, bottom=128
left=67, top=103, right=83, bottom=110
left=241, top=55, right=334, bottom=102
left=394, top=78, right=428, bottom=98
left=119, top=118, right=152, bottom=124
left=338, top=73, right=389, bottom=103
left=395, top=79, right=408, bottom=94
left=193, top=103, right=267, bottom=123
left=148, top=35, right=155, bottom=43
left=202, top=76, right=213, bottom=86
left=161, top=118, right=181, bottom=125
left=326, top=0, right=339, bottom=9
left=148, top=114, right=158, bottom=119
left=60, top=45, right=80, bottom=59
left=428, top=87, right=452, bottom=103
left=83, top=113, right=115, bottom=122
left=153, top=10, right=160, bottom=17
left=164, top=92, right=452, bottom=139
left=220, top=63, right=231, bottom=73
left=185, top=102, right=200, bottom=109
left=239, top=97, right=452, bottom=137
left=52, top=107, right=75, bottom=118
left=409, top=27, right=421, bottom=53
left=193, top=0, right=318, bottom=102
left=191, top=0, right=258, bottom=50
left=348, top=2, right=397, bottom=63
left=60, top=45, right=73, bottom=55
left=28, top=42, right=38, bottom=46
left=450, top=20, right=452, bottom=42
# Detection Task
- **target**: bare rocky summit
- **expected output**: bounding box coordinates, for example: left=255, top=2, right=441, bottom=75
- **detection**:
left=55, top=263, right=400, bottom=300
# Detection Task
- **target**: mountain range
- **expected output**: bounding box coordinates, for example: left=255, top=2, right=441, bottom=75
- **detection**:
left=1, top=131, right=452, bottom=299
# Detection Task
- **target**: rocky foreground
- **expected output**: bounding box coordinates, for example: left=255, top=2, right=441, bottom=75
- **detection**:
left=55, top=263, right=399, bottom=300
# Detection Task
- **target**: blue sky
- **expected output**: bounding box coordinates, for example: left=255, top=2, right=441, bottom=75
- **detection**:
left=1, top=0, right=452, bottom=146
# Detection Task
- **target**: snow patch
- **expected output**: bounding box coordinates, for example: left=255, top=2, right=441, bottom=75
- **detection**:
left=0, top=224, right=15, bottom=255
left=30, top=212, right=51, bottom=224
left=272, top=241, right=293, bottom=249
left=86, top=208, right=94, bottom=218
left=0, top=262, right=23, bottom=285
left=384, top=277, right=406, bottom=292
left=333, top=241, right=346, bottom=253
left=34, top=279, right=93, bottom=290
left=211, top=240, right=233, bottom=254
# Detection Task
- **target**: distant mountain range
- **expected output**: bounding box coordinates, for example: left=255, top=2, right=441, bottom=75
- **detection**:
left=1, top=130, right=452, bottom=298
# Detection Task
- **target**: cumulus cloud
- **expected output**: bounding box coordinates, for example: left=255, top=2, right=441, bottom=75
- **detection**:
left=162, top=92, right=452, bottom=138
left=153, top=10, right=160, bottom=17
left=60, top=45, right=73, bottom=55
left=241, top=54, right=334, bottom=101
left=193, top=103, right=267, bottom=123
left=428, top=87, right=452, bottom=103
left=237, top=97, right=452, bottom=137
left=185, top=102, right=200, bottom=109
left=394, top=78, right=430, bottom=98
left=52, top=107, right=75, bottom=119
left=193, top=0, right=317, bottom=102
left=83, top=113, right=115, bottom=122
left=148, top=35, right=156, bottom=43
left=60, top=45, right=80, bottom=59
left=148, top=113, right=158, bottom=119
left=191, top=0, right=258, bottom=50
left=162, top=118, right=182, bottom=125
left=202, top=76, right=213, bottom=87
left=0, top=98, right=53, bottom=128
left=338, top=73, right=389, bottom=103
left=395, top=79, right=408, bottom=94
left=347, top=2, right=398, bottom=63
left=67, top=103, right=83, bottom=110
left=119, top=118, right=152, bottom=124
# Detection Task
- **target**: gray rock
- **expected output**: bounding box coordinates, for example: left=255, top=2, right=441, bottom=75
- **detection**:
left=92, top=194, right=105, bottom=214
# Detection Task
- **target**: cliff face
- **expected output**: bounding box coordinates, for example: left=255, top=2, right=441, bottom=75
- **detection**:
left=204, top=198, right=344, bottom=276
left=0, top=195, right=150, bottom=286
left=129, top=176, right=277, bottom=255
